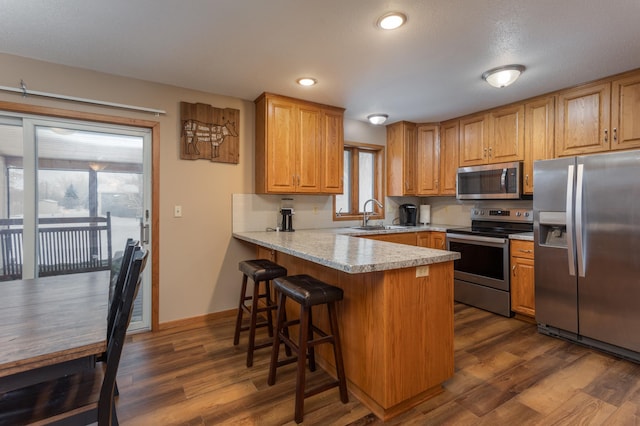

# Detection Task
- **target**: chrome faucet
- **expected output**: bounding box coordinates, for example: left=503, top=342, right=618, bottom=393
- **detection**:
left=362, top=198, right=383, bottom=227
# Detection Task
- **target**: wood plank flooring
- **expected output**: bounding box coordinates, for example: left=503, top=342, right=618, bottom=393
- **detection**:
left=116, top=303, right=640, bottom=425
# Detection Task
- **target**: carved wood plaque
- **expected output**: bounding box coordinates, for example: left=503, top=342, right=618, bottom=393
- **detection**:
left=180, top=102, right=239, bottom=164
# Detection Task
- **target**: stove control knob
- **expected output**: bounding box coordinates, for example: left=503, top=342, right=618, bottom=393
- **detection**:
left=525, top=212, right=530, bottom=217
left=516, top=211, right=522, bottom=216
left=474, top=210, right=479, bottom=215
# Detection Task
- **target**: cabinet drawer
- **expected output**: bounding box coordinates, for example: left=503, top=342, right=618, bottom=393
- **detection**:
left=510, top=240, right=534, bottom=259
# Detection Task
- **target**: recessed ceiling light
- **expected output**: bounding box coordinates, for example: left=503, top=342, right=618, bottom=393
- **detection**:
left=482, top=65, right=526, bottom=88
left=367, top=114, right=389, bottom=125
left=296, top=77, right=317, bottom=87
left=376, top=12, right=407, bottom=30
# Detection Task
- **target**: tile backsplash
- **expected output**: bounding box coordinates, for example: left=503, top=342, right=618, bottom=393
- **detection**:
left=232, top=194, right=531, bottom=233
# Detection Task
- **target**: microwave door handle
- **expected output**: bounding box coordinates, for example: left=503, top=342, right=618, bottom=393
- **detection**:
left=566, top=164, right=576, bottom=277
left=500, top=169, right=507, bottom=192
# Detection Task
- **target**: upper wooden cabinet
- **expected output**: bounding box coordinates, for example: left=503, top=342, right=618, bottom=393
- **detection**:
left=255, top=93, right=344, bottom=194
left=439, top=119, right=459, bottom=196
left=459, top=113, right=488, bottom=166
left=611, top=72, right=640, bottom=151
left=416, top=124, right=439, bottom=195
left=386, top=121, right=417, bottom=196
left=523, top=96, right=555, bottom=194
left=459, top=106, right=524, bottom=167
left=555, top=82, right=611, bottom=157
left=488, top=104, right=525, bottom=163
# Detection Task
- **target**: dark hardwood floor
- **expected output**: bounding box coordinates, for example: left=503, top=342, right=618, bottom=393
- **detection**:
left=116, top=303, right=640, bottom=425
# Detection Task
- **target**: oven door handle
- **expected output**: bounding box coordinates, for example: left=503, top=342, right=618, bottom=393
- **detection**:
left=446, top=233, right=507, bottom=245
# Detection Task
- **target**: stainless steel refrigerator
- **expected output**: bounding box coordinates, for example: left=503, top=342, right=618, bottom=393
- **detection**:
left=534, top=150, right=640, bottom=361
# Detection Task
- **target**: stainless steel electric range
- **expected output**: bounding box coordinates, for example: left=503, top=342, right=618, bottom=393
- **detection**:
left=446, top=208, right=533, bottom=317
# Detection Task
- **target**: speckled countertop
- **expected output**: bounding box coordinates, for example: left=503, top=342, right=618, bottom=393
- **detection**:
left=509, top=232, right=534, bottom=242
left=233, top=225, right=461, bottom=274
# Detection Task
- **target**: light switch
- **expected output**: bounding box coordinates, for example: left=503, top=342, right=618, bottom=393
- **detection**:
left=174, top=205, right=182, bottom=217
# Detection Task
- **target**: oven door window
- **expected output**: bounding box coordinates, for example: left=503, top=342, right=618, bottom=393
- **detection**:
left=449, top=240, right=504, bottom=280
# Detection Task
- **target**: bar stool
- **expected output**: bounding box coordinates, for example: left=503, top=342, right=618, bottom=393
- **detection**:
left=234, top=259, right=287, bottom=367
left=268, top=274, right=348, bottom=424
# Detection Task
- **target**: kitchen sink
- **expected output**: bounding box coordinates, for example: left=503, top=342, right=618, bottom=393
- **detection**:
left=351, top=225, right=409, bottom=231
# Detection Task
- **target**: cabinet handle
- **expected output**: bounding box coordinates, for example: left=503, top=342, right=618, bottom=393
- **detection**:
left=613, top=128, right=618, bottom=143
left=525, top=175, right=529, bottom=186
left=435, top=180, right=439, bottom=189
left=604, top=129, right=608, bottom=143
left=483, top=147, right=487, bottom=158
left=488, top=147, right=492, bottom=158
left=512, top=265, right=517, bottom=276
left=519, top=249, right=533, bottom=253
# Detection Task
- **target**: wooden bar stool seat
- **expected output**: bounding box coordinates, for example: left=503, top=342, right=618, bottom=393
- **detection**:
left=268, top=274, right=348, bottom=424
left=234, top=259, right=287, bottom=367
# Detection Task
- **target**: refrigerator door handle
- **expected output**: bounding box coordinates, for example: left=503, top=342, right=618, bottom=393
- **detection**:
left=566, top=164, right=576, bottom=276
left=576, top=163, right=586, bottom=277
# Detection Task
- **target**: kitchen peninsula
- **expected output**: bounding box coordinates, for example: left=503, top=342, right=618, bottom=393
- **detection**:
left=233, top=228, right=460, bottom=420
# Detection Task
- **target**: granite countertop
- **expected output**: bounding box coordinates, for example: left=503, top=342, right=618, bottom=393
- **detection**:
left=509, top=232, right=534, bottom=242
left=233, top=228, right=461, bottom=274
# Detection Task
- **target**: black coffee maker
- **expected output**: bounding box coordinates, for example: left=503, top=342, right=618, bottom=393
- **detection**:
left=280, top=207, right=295, bottom=232
left=399, top=204, right=417, bottom=226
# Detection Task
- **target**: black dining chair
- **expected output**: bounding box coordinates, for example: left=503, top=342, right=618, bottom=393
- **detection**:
left=107, top=239, right=139, bottom=348
left=0, top=246, right=149, bottom=426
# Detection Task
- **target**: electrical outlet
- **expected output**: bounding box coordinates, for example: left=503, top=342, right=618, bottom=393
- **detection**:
left=313, top=206, right=318, bottom=215
left=174, top=205, right=182, bottom=217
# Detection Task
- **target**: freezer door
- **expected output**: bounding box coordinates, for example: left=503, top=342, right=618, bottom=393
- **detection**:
left=578, top=150, right=640, bottom=352
left=533, top=157, right=578, bottom=333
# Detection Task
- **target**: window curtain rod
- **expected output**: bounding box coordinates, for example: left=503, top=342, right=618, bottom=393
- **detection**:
left=0, top=80, right=166, bottom=115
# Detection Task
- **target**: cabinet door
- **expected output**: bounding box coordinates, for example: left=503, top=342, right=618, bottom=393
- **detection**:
left=556, top=82, right=611, bottom=156
left=416, top=124, right=439, bottom=195
left=439, top=120, right=459, bottom=195
left=416, top=232, right=430, bottom=248
left=296, top=104, right=322, bottom=192
left=511, top=256, right=535, bottom=317
left=266, top=98, right=297, bottom=192
left=386, top=122, right=417, bottom=196
left=430, top=232, right=446, bottom=250
left=321, top=109, right=344, bottom=193
left=489, top=104, right=525, bottom=163
left=611, top=72, right=640, bottom=151
left=524, top=96, right=555, bottom=194
left=459, top=113, right=488, bottom=166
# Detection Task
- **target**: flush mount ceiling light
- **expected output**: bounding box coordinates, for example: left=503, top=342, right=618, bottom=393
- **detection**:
left=296, top=77, right=317, bottom=87
left=482, top=64, right=526, bottom=88
left=367, top=114, right=389, bottom=125
left=376, top=12, right=407, bottom=30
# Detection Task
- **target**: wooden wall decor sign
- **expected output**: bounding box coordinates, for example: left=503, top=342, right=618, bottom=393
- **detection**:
left=180, top=102, right=239, bottom=164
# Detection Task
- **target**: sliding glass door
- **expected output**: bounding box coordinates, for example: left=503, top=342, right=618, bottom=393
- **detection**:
left=0, top=114, right=152, bottom=331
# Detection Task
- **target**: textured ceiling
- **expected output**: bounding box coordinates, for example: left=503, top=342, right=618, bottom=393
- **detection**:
left=1, top=0, right=639, bottom=124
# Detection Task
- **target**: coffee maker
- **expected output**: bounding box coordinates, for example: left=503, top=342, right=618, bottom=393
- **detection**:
left=399, top=203, right=417, bottom=226
left=279, top=207, right=295, bottom=232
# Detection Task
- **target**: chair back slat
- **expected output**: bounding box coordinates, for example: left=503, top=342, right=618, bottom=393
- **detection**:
left=107, top=239, right=139, bottom=338
left=100, top=246, right=148, bottom=425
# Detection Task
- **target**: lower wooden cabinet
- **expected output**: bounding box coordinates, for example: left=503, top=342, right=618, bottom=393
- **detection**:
left=510, top=240, right=535, bottom=317
left=362, top=232, right=417, bottom=246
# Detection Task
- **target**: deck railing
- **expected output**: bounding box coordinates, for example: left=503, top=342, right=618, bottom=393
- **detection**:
left=0, top=213, right=112, bottom=281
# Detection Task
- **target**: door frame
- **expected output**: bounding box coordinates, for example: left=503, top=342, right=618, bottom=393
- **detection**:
left=0, top=99, right=161, bottom=331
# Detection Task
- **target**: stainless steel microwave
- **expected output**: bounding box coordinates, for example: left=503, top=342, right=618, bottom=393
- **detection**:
left=456, top=161, right=523, bottom=200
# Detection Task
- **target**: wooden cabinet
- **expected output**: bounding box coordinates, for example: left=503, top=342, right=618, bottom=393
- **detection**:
left=416, top=231, right=446, bottom=250
left=459, top=106, right=524, bottom=167
left=510, top=240, right=535, bottom=317
left=523, top=96, right=555, bottom=194
left=611, top=72, right=640, bottom=151
left=459, top=113, right=488, bottom=166
left=254, top=92, right=344, bottom=194
left=386, top=121, right=417, bottom=196
left=361, top=232, right=417, bottom=246
left=488, top=104, right=525, bottom=163
left=439, top=119, right=459, bottom=196
left=555, top=82, right=611, bottom=157
left=416, top=124, right=439, bottom=195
